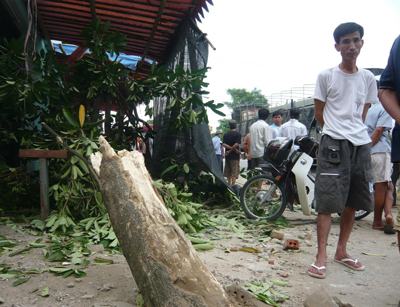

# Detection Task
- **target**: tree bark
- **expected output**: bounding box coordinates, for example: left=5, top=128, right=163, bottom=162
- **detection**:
left=93, top=136, right=233, bottom=307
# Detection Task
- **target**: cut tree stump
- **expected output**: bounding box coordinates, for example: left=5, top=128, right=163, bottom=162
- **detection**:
left=92, top=136, right=248, bottom=307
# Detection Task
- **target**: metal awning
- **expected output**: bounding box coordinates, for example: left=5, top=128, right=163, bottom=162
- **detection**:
left=36, top=0, right=211, bottom=64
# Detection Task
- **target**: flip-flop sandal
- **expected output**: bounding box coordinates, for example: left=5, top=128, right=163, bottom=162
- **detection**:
left=334, top=257, right=365, bottom=271
left=307, top=263, right=326, bottom=279
left=384, top=223, right=395, bottom=234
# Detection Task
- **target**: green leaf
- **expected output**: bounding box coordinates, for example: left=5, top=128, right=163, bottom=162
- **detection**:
left=177, top=214, right=188, bottom=225
left=0, top=273, right=18, bottom=279
left=94, top=257, right=114, bottom=264
left=0, top=240, right=16, bottom=248
left=62, top=108, right=79, bottom=128
left=49, top=267, right=70, bottom=275
left=71, top=165, right=78, bottom=180
left=193, top=243, right=214, bottom=251
left=30, top=219, right=45, bottom=231
left=160, top=164, right=177, bottom=177
left=12, top=275, right=30, bottom=286
left=40, top=287, right=49, bottom=297
left=45, top=214, right=58, bottom=228
left=183, top=163, right=190, bottom=174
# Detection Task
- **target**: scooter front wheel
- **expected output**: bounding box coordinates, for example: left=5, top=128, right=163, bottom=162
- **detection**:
left=240, top=174, right=286, bottom=220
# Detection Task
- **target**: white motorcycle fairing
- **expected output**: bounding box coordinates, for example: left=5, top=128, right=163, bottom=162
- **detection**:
left=291, top=152, right=314, bottom=215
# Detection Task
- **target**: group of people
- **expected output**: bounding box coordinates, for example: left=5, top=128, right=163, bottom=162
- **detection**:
left=212, top=107, right=309, bottom=185
left=213, top=21, right=400, bottom=280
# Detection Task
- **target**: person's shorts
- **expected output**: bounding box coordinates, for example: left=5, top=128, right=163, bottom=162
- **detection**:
left=315, top=135, right=374, bottom=214
left=223, top=159, right=240, bottom=178
left=371, top=152, right=392, bottom=183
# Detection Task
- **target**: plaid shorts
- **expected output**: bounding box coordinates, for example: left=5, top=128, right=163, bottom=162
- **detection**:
left=223, top=159, right=240, bottom=178
left=315, top=135, right=374, bottom=214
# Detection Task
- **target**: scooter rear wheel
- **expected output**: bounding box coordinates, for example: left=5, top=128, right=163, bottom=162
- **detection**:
left=354, top=210, right=370, bottom=220
left=240, top=174, right=286, bottom=220
left=337, top=210, right=370, bottom=220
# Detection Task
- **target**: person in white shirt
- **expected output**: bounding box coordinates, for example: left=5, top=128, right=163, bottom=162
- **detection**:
left=212, top=131, right=224, bottom=172
left=308, top=22, right=376, bottom=279
left=249, top=108, right=273, bottom=168
left=270, top=110, right=283, bottom=138
left=280, top=108, right=307, bottom=140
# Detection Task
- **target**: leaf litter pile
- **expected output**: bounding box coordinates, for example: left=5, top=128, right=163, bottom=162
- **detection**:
left=0, top=207, right=290, bottom=305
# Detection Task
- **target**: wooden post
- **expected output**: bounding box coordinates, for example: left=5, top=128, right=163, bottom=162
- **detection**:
left=19, top=149, right=68, bottom=219
left=39, top=158, right=49, bottom=219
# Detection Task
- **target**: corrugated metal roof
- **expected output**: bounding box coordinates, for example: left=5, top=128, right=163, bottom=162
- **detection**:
left=36, top=0, right=211, bottom=64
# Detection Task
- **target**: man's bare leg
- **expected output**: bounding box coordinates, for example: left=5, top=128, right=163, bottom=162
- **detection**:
left=384, top=182, right=394, bottom=225
left=316, top=213, right=331, bottom=265
left=335, top=207, right=355, bottom=259
left=308, top=213, right=331, bottom=277
left=373, top=183, right=386, bottom=229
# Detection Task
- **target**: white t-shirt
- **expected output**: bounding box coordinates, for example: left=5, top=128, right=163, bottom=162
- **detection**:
left=212, top=135, right=222, bottom=155
left=280, top=119, right=308, bottom=140
left=314, top=66, right=377, bottom=146
left=249, top=119, right=273, bottom=159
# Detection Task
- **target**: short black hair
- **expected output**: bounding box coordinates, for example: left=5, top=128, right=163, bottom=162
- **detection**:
left=289, top=108, right=301, bottom=119
left=258, top=108, right=269, bottom=120
left=333, top=22, right=364, bottom=44
left=228, top=120, right=237, bottom=129
left=272, top=110, right=283, bottom=117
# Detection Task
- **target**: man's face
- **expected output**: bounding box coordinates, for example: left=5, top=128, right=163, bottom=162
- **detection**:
left=272, top=115, right=283, bottom=126
left=335, top=31, right=364, bottom=61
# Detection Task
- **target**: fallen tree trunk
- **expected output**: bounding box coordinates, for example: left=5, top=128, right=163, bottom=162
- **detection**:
left=92, top=136, right=233, bottom=307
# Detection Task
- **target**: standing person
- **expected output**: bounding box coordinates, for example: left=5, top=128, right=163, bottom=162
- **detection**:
left=249, top=108, right=273, bottom=168
left=242, top=133, right=252, bottom=170
left=378, top=35, right=400, bottom=251
left=270, top=110, right=283, bottom=138
left=212, top=131, right=224, bottom=172
left=365, top=98, right=395, bottom=234
left=280, top=108, right=308, bottom=140
left=222, top=120, right=241, bottom=185
left=308, top=22, right=377, bottom=279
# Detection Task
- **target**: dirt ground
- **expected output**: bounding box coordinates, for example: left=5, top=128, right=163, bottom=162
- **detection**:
left=0, top=208, right=399, bottom=307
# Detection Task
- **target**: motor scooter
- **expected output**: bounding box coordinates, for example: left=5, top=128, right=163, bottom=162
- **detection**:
left=240, top=136, right=370, bottom=221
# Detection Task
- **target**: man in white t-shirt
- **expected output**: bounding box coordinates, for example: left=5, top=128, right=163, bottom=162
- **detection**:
left=212, top=131, right=224, bottom=172
left=280, top=108, right=308, bottom=140
left=307, top=22, right=377, bottom=279
left=249, top=108, right=273, bottom=168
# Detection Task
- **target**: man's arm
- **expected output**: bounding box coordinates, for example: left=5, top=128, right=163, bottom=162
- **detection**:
left=379, top=89, right=400, bottom=123
left=222, top=143, right=232, bottom=150
left=231, top=143, right=240, bottom=154
left=362, top=103, right=371, bottom=122
left=370, top=127, right=384, bottom=146
left=242, top=135, right=250, bottom=154
left=314, top=99, right=325, bottom=127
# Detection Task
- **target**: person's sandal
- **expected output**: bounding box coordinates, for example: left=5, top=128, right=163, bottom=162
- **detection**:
left=307, top=263, right=326, bottom=279
left=334, top=257, right=365, bottom=271
left=384, top=223, right=395, bottom=234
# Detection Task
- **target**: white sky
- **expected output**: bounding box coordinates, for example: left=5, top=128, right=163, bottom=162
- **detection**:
left=198, top=0, right=400, bottom=130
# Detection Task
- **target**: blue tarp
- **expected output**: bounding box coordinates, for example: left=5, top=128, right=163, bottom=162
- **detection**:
left=52, top=41, right=150, bottom=70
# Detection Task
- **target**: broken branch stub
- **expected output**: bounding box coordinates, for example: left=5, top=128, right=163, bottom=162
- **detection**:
left=94, top=136, right=232, bottom=307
